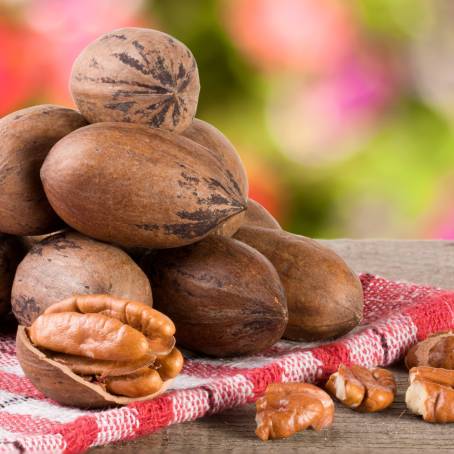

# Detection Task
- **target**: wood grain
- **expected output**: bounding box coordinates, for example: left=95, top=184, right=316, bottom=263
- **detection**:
left=89, top=240, right=454, bottom=453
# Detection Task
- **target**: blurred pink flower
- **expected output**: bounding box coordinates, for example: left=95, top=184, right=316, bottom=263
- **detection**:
left=0, top=20, right=40, bottom=115
left=22, top=0, right=146, bottom=104
left=431, top=215, right=454, bottom=239
left=224, top=0, right=356, bottom=74
left=268, top=49, right=401, bottom=163
left=423, top=176, right=454, bottom=239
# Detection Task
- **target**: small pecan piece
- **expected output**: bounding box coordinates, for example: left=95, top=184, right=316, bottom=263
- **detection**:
left=325, top=364, right=396, bottom=412
left=406, top=366, right=454, bottom=423
left=255, top=383, right=334, bottom=441
left=405, top=331, right=454, bottom=370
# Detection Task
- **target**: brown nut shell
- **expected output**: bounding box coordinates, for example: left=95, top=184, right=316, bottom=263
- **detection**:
left=41, top=123, right=246, bottom=249
left=405, top=331, right=454, bottom=370
left=0, top=235, right=25, bottom=316
left=70, top=28, right=200, bottom=132
left=234, top=226, right=363, bottom=341
left=0, top=105, right=87, bottom=235
left=145, top=235, right=288, bottom=357
left=243, top=199, right=281, bottom=230
left=182, top=119, right=249, bottom=237
left=11, top=231, right=152, bottom=326
left=16, top=326, right=172, bottom=408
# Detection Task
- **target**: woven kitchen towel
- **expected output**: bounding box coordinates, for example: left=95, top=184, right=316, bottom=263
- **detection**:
left=0, top=273, right=453, bottom=453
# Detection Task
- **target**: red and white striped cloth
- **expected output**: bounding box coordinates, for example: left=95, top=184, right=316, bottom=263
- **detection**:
left=0, top=273, right=453, bottom=453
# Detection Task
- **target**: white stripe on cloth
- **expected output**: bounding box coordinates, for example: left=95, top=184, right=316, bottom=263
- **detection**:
left=171, top=388, right=210, bottom=424
left=170, top=374, right=215, bottom=390
left=0, top=364, right=24, bottom=377
left=372, top=313, right=418, bottom=366
left=0, top=434, right=66, bottom=454
left=94, top=407, right=139, bottom=447
left=202, top=374, right=255, bottom=413
left=277, top=350, right=324, bottom=383
left=0, top=390, right=91, bottom=423
left=343, top=327, right=385, bottom=367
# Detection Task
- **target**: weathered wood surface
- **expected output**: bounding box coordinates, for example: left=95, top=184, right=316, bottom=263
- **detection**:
left=90, top=240, right=454, bottom=453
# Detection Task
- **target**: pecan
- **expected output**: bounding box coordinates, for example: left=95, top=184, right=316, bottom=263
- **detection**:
left=325, top=364, right=396, bottom=412
left=255, top=383, right=334, bottom=441
left=406, top=366, right=454, bottom=423
left=405, top=331, right=454, bottom=370
left=21, top=295, right=183, bottom=404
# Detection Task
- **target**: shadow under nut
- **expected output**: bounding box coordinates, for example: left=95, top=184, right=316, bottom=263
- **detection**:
left=0, top=235, right=25, bottom=317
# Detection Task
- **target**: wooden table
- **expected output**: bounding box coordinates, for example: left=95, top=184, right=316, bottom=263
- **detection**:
left=90, top=240, right=454, bottom=453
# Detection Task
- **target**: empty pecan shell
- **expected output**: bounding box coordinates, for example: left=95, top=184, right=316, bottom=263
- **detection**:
left=16, top=295, right=183, bottom=408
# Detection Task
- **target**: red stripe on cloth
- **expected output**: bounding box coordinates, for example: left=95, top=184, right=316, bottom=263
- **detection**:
left=0, top=339, right=16, bottom=357
left=182, top=361, right=254, bottom=378
left=127, top=395, right=174, bottom=438
left=0, top=412, right=61, bottom=435
left=53, top=415, right=99, bottom=454
left=246, top=362, right=283, bottom=399
left=403, top=292, right=454, bottom=341
left=311, top=342, right=351, bottom=378
left=0, top=372, right=46, bottom=400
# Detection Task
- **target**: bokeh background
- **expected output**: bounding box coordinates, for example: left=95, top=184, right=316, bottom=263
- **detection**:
left=1, top=0, right=454, bottom=239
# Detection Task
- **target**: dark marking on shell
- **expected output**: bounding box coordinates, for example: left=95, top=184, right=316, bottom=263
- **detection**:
left=102, top=33, right=127, bottom=41
left=226, top=169, right=242, bottom=196
left=30, top=233, right=82, bottom=256
left=163, top=221, right=217, bottom=239
left=134, top=223, right=160, bottom=232
left=105, top=101, right=136, bottom=113
left=89, top=58, right=100, bottom=69
left=114, top=52, right=150, bottom=75
left=181, top=172, right=200, bottom=184
left=12, top=295, right=40, bottom=327
left=151, top=55, right=174, bottom=87
left=172, top=99, right=181, bottom=127
left=166, top=206, right=245, bottom=239
left=149, top=99, right=172, bottom=128
left=177, top=63, right=186, bottom=80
